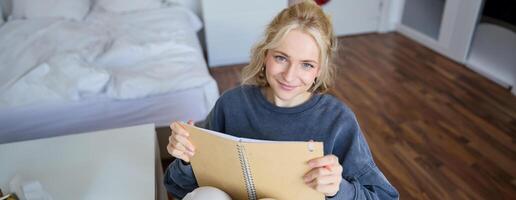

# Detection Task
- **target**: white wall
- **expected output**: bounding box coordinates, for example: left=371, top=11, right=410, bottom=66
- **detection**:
left=401, top=0, right=445, bottom=39
left=201, top=0, right=286, bottom=67
left=379, top=0, right=405, bottom=32
left=195, top=0, right=402, bottom=37
left=322, top=0, right=382, bottom=36
left=396, top=0, right=483, bottom=63
left=194, top=0, right=402, bottom=66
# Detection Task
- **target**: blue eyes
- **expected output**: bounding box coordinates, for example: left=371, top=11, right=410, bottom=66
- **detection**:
left=274, top=55, right=287, bottom=63
left=273, top=55, right=315, bottom=69
left=302, top=63, right=314, bottom=69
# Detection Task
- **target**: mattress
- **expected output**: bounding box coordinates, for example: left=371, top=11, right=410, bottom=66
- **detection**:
left=0, top=6, right=212, bottom=106
left=0, top=81, right=218, bottom=144
left=0, top=5, right=220, bottom=144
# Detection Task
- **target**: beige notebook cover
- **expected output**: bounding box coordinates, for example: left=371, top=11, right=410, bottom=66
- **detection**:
left=182, top=123, right=325, bottom=200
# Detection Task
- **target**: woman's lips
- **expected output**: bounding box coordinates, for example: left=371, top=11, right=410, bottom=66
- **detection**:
left=278, top=81, right=297, bottom=91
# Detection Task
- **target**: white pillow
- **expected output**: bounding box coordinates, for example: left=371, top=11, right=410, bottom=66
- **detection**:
left=11, top=0, right=91, bottom=21
left=94, top=0, right=162, bottom=13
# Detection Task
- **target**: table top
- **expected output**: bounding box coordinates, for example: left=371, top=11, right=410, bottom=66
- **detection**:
left=0, top=124, right=156, bottom=200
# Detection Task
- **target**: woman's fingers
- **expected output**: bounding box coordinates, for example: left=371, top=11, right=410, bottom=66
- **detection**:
left=171, top=122, right=190, bottom=137
left=304, top=166, right=332, bottom=182
left=167, top=140, right=193, bottom=161
left=169, top=121, right=195, bottom=151
left=170, top=138, right=194, bottom=156
left=173, top=133, right=195, bottom=152
left=308, top=155, right=339, bottom=168
left=167, top=121, right=196, bottom=162
left=306, top=174, right=342, bottom=185
left=305, top=171, right=341, bottom=196
left=304, top=154, right=343, bottom=196
left=168, top=145, right=191, bottom=162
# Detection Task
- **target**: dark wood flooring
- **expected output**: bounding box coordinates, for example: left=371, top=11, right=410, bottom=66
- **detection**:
left=161, top=32, right=516, bottom=199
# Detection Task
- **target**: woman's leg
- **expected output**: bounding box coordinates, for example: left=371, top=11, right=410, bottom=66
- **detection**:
left=182, top=186, right=232, bottom=200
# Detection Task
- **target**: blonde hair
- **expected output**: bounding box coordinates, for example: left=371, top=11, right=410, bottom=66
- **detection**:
left=241, top=0, right=337, bottom=93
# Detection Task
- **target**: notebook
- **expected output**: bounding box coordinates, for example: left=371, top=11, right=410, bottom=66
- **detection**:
left=181, top=123, right=325, bottom=200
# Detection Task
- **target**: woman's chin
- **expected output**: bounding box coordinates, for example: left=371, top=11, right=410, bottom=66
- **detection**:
left=271, top=87, right=296, bottom=99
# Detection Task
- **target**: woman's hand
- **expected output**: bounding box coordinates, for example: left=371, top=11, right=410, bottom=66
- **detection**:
left=304, top=154, right=343, bottom=197
left=167, top=121, right=196, bottom=163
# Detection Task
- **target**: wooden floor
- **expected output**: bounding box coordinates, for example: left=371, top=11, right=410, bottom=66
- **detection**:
left=206, top=33, right=516, bottom=199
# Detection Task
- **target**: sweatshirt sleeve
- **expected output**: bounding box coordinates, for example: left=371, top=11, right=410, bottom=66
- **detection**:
left=326, top=163, right=399, bottom=200
left=328, top=108, right=399, bottom=200
left=326, top=179, right=355, bottom=200
left=196, top=95, right=225, bottom=131
left=163, top=159, right=198, bottom=199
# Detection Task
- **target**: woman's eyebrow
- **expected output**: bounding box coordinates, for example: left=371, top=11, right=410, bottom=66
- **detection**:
left=272, top=50, right=318, bottom=64
left=301, top=59, right=318, bottom=64
left=272, top=50, right=290, bottom=58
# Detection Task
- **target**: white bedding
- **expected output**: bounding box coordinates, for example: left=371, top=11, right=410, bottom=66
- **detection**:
left=0, top=6, right=211, bottom=108
left=0, top=81, right=218, bottom=144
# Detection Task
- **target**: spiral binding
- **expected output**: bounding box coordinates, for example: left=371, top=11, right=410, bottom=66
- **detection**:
left=237, top=143, right=257, bottom=200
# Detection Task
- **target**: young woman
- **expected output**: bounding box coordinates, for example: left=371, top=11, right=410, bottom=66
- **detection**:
left=164, top=1, right=399, bottom=199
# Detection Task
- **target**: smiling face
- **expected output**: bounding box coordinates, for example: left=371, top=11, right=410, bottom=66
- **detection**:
left=264, top=29, right=321, bottom=107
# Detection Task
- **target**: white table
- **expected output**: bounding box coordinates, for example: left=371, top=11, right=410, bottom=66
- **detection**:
left=0, top=124, right=167, bottom=200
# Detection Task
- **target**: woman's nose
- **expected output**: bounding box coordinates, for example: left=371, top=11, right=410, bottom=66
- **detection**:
left=282, top=63, right=297, bottom=82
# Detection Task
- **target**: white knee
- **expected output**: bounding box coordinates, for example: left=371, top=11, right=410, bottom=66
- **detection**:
left=182, top=186, right=232, bottom=200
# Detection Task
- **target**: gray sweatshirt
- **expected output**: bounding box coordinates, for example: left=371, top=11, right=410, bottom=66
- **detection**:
left=164, top=85, right=399, bottom=199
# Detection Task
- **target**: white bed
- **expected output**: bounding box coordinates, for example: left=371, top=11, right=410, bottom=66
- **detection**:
left=0, top=1, right=219, bottom=144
